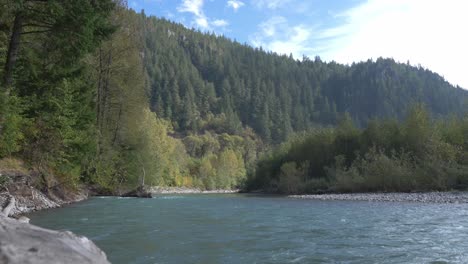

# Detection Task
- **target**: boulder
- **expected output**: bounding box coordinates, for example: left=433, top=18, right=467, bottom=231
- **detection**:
left=0, top=216, right=110, bottom=264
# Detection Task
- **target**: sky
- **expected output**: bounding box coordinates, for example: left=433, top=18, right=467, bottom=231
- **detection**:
left=129, top=0, right=468, bottom=89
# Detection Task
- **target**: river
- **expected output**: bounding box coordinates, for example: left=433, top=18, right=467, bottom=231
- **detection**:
left=29, top=194, right=468, bottom=264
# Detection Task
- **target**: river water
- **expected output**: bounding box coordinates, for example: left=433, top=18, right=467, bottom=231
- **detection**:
left=29, top=194, right=468, bottom=264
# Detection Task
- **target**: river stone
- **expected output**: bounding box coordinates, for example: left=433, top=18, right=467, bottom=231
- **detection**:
left=0, top=216, right=110, bottom=264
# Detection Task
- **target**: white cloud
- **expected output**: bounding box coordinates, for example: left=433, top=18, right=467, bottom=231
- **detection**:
left=177, top=0, right=229, bottom=30
left=227, top=0, right=245, bottom=11
left=258, top=16, right=286, bottom=37
left=177, top=0, right=204, bottom=17
left=212, top=19, right=229, bottom=27
left=177, top=0, right=208, bottom=28
left=319, top=0, right=468, bottom=88
left=249, top=0, right=468, bottom=88
left=250, top=17, right=315, bottom=58
left=252, top=0, right=293, bottom=10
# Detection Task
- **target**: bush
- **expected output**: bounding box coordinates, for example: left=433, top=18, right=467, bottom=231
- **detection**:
left=332, top=150, right=415, bottom=192
left=248, top=106, right=468, bottom=194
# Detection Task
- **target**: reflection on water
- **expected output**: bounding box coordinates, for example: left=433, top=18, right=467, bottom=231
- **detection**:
left=29, top=194, right=468, bottom=264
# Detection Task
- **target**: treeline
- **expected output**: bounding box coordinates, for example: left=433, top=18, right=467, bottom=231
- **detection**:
left=248, top=106, right=468, bottom=194
left=142, top=17, right=467, bottom=143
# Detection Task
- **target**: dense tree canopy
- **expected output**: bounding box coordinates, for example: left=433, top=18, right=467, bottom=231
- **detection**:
left=141, top=17, right=467, bottom=143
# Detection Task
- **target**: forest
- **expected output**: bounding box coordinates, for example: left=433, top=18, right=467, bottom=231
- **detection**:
left=1, top=1, right=467, bottom=194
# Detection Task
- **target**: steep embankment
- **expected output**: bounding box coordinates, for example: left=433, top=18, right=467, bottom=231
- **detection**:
left=0, top=159, right=87, bottom=216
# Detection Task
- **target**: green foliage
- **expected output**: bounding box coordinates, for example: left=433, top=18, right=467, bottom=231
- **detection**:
left=331, top=150, right=415, bottom=193
left=0, top=0, right=114, bottom=187
left=278, top=162, right=307, bottom=194
left=132, top=109, right=187, bottom=186
left=249, top=107, right=468, bottom=194
left=0, top=94, right=25, bottom=157
left=184, top=132, right=250, bottom=190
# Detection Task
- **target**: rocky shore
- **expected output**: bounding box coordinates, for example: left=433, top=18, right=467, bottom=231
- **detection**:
left=0, top=171, right=87, bottom=216
left=290, top=192, right=468, bottom=203
left=121, top=185, right=240, bottom=198
left=0, top=164, right=109, bottom=264
left=149, top=186, right=240, bottom=194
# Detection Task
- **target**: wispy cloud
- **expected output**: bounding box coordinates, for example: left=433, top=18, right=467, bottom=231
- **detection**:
left=251, top=0, right=293, bottom=10
left=319, top=0, right=468, bottom=88
left=177, top=0, right=229, bottom=30
left=177, top=0, right=204, bottom=16
left=177, top=0, right=207, bottom=28
left=130, top=1, right=139, bottom=8
left=250, top=16, right=316, bottom=58
left=227, top=0, right=245, bottom=12
left=212, top=19, right=229, bottom=27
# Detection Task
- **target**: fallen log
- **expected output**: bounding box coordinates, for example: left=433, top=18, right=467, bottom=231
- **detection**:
left=121, top=185, right=152, bottom=198
left=1, top=195, right=15, bottom=217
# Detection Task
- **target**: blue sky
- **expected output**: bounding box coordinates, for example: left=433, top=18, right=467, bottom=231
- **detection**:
left=129, top=0, right=468, bottom=89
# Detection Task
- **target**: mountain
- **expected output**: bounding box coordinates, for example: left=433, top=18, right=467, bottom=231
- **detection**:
left=141, top=16, right=468, bottom=143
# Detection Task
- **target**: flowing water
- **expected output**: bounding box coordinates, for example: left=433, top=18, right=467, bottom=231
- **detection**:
left=29, top=194, right=468, bottom=264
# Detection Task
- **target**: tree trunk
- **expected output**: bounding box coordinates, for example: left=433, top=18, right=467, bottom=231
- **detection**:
left=141, top=166, right=146, bottom=186
left=3, top=12, right=24, bottom=90
left=111, top=98, right=123, bottom=146
left=137, top=155, right=146, bottom=187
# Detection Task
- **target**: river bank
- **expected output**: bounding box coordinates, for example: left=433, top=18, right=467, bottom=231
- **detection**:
left=290, top=191, right=468, bottom=203
left=149, top=186, right=240, bottom=194
left=0, top=170, right=87, bottom=217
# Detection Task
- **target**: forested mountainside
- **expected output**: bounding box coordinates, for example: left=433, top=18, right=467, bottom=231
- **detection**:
left=0, top=2, right=466, bottom=193
left=142, top=16, right=467, bottom=142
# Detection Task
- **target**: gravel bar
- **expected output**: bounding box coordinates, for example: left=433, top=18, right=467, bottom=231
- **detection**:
left=290, top=192, right=468, bottom=203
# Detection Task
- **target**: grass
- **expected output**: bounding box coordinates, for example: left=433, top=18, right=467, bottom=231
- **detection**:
left=0, top=158, right=28, bottom=174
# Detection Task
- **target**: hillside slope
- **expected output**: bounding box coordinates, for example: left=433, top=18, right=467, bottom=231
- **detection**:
left=141, top=16, right=467, bottom=142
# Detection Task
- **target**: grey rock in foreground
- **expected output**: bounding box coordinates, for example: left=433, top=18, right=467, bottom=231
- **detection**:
left=0, top=216, right=110, bottom=264
left=290, top=192, right=468, bottom=203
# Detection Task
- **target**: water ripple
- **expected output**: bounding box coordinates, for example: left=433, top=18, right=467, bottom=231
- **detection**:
left=29, top=195, right=468, bottom=264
